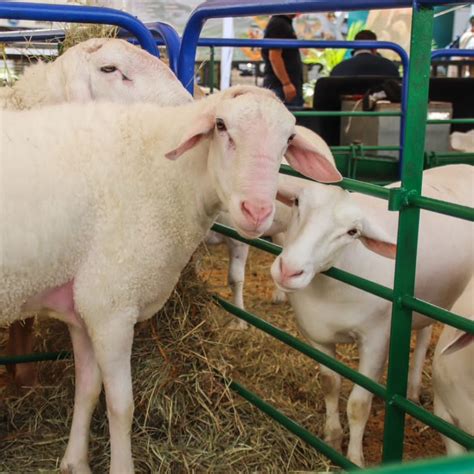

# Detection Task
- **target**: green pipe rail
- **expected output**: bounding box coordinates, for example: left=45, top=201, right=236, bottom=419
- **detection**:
left=209, top=4, right=474, bottom=470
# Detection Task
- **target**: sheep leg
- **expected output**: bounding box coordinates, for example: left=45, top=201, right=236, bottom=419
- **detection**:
left=314, top=342, right=343, bottom=451
left=89, top=313, right=136, bottom=474
left=225, top=236, right=250, bottom=329
left=407, top=325, right=432, bottom=403
left=433, top=394, right=466, bottom=455
left=6, top=317, right=37, bottom=387
left=61, top=323, right=102, bottom=474
left=347, top=335, right=388, bottom=467
left=271, top=232, right=287, bottom=304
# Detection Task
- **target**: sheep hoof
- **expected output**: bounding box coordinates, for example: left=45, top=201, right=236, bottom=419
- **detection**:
left=60, top=459, right=91, bottom=474
left=227, top=319, right=248, bottom=330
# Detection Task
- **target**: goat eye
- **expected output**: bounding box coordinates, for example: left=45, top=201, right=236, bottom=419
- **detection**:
left=216, top=118, right=227, bottom=131
left=100, top=65, right=117, bottom=73
left=288, top=133, right=296, bottom=144
left=347, top=229, right=358, bottom=236
left=294, top=198, right=299, bottom=207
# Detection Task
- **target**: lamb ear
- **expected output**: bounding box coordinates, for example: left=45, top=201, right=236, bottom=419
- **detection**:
left=165, top=112, right=215, bottom=160
left=286, top=132, right=342, bottom=183
left=276, top=183, right=302, bottom=207
left=360, top=217, right=397, bottom=259
left=441, top=330, right=474, bottom=356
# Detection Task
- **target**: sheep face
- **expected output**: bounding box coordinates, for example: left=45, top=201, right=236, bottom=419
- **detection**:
left=55, top=38, right=192, bottom=105
left=271, top=184, right=396, bottom=291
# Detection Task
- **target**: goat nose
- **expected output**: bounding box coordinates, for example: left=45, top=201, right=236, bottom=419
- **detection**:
left=240, top=201, right=273, bottom=226
left=279, top=258, right=304, bottom=281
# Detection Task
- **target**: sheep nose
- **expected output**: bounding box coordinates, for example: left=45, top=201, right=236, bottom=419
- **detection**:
left=279, top=258, right=304, bottom=282
left=240, top=201, right=273, bottom=227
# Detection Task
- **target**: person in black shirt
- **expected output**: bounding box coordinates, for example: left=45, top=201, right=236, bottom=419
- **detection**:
left=262, top=14, right=304, bottom=107
left=331, top=30, right=400, bottom=77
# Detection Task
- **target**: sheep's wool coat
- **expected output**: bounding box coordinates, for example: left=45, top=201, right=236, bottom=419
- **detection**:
left=0, top=101, right=219, bottom=327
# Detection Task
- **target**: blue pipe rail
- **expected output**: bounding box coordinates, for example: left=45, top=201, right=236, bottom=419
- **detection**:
left=0, top=1, right=158, bottom=57
left=178, top=0, right=464, bottom=88
left=431, top=49, right=474, bottom=59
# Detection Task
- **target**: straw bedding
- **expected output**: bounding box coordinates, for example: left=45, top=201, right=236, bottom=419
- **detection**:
left=0, top=244, right=444, bottom=472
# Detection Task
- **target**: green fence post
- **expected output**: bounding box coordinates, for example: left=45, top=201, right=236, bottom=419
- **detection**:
left=382, top=5, right=435, bottom=463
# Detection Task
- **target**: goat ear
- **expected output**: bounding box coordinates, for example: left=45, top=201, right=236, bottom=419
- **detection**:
left=276, top=183, right=302, bottom=207
left=165, top=112, right=215, bottom=160
left=360, top=217, right=397, bottom=259
left=286, top=131, right=342, bottom=183
left=441, top=329, right=474, bottom=356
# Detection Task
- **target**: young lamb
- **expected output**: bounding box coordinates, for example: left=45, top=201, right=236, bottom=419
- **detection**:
left=0, top=85, right=342, bottom=473
left=432, top=313, right=473, bottom=455
left=270, top=164, right=473, bottom=466
left=3, top=36, right=193, bottom=387
left=0, top=37, right=192, bottom=109
left=206, top=126, right=335, bottom=326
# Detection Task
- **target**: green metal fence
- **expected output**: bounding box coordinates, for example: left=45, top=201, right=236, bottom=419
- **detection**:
left=208, top=4, right=474, bottom=471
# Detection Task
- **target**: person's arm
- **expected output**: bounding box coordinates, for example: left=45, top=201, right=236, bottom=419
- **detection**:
left=269, top=49, right=297, bottom=102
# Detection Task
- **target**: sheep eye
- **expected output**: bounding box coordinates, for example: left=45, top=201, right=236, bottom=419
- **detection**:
left=288, top=133, right=296, bottom=144
left=294, top=198, right=299, bottom=207
left=347, top=229, right=358, bottom=236
left=216, top=118, right=227, bottom=131
left=100, top=65, right=117, bottom=73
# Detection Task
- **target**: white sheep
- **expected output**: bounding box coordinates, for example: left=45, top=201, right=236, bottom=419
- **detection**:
left=0, top=37, right=192, bottom=109
left=269, top=164, right=473, bottom=466
left=2, top=36, right=193, bottom=387
left=432, top=312, right=473, bottom=455
left=0, top=85, right=342, bottom=473
left=450, top=130, right=474, bottom=153
left=206, top=126, right=335, bottom=328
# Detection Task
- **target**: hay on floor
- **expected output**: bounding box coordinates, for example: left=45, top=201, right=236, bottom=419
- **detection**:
left=0, top=251, right=334, bottom=473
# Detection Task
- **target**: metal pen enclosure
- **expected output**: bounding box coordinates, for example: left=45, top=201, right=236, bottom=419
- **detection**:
left=177, top=0, right=474, bottom=471
left=0, top=0, right=473, bottom=472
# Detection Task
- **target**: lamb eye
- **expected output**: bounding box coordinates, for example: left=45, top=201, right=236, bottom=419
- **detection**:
left=100, top=65, right=117, bottom=73
left=294, top=198, right=299, bottom=207
left=288, top=133, right=296, bottom=144
left=216, top=118, right=227, bottom=131
left=347, top=229, right=358, bottom=236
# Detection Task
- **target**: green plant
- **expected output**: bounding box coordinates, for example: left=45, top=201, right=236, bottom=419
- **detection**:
left=303, top=20, right=366, bottom=74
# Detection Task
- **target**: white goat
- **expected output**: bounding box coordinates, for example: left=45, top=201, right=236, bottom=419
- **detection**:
left=0, top=37, right=191, bottom=109
left=270, top=164, right=473, bottom=466
left=432, top=312, right=473, bottom=455
left=0, top=85, right=342, bottom=473
left=3, top=37, right=192, bottom=387
left=206, top=126, right=335, bottom=326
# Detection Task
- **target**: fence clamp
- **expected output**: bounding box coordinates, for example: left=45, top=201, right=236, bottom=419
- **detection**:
left=388, top=187, right=416, bottom=211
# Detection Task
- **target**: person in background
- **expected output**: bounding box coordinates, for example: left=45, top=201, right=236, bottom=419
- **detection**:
left=459, top=16, right=474, bottom=77
left=330, top=29, right=400, bottom=77
left=262, top=14, right=304, bottom=107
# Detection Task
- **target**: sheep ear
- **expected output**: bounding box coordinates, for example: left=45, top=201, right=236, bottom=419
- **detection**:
left=286, top=132, right=342, bottom=183
left=360, top=217, right=397, bottom=259
left=276, top=183, right=302, bottom=207
left=441, top=330, right=474, bottom=356
left=57, top=45, right=95, bottom=102
left=165, top=113, right=215, bottom=160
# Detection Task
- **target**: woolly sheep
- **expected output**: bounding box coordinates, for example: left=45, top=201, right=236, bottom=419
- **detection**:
left=270, top=164, right=473, bottom=466
left=206, top=126, right=336, bottom=328
left=432, top=310, right=473, bottom=455
left=0, top=37, right=192, bottom=109
left=0, top=85, right=341, bottom=473
left=3, top=37, right=193, bottom=387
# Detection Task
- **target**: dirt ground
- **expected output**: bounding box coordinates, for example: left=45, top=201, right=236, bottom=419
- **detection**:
left=197, top=244, right=446, bottom=466
left=0, top=243, right=446, bottom=470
